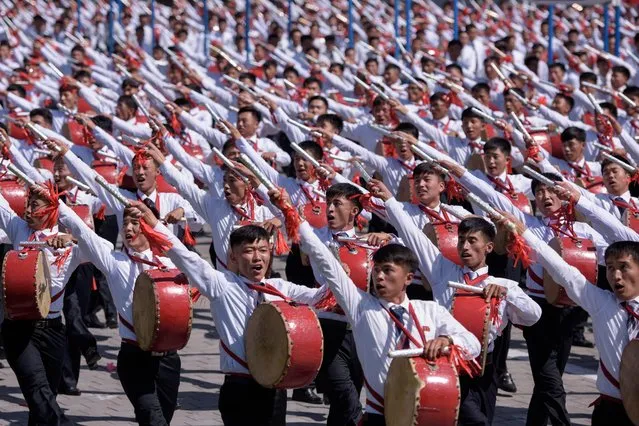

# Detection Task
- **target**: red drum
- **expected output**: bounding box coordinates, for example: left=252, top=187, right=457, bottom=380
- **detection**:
left=543, top=237, right=597, bottom=306
left=424, top=223, right=462, bottom=266
left=64, top=120, right=87, bottom=146
left=1, top=250, right=51, bottom=320
left=623, top=209, right=639, bottom=233
left=620, top=339, right=639, bottom=425
left=245, top=300, right=323, bottom=389
left=385, top=356, right=460, bottom=426
left=77, top=98, right=93, bottom=114
left=183, top=144, right=205, bottom=161
left=133, top=269, right=193, bottom=352
left=505, top=191, right=533, bottom=215
left=70, top=205, right=94, bottom=230
left=529, top=131, right=553, bottom=155
left=450, top=291, right=492, bottom=374
left=156, top=174, right=178, bottom=193
left=337, top=244, right=371, bottom=291
left=0, top=178, right=27, bottom=217
left=35, top=157, right=54, bottom=173
left=92, top=161, right=119, bottom=184
left=549, top=133, right=564, bottom=159
left=575, top=176, right=606, bottom=194
left=303, top=202, right=327, bottom=228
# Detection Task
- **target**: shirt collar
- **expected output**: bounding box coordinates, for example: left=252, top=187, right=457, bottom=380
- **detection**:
left=137, top=189, right=158, bottom=201
left=569, top=157, right=586, bottom=168
left=462, top=265, right=489, bottom=279
left=379, top=294, right=411, bottom=311
left=611, top=191, right=631, bottom=202
left=330, top=227, right=356, bottom=238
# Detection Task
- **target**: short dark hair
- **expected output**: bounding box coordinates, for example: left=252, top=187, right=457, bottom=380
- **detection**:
left=580, top=72, right=597, bottom=84
left=560, top=126, right=586, bottom=143
left=316, top=114, right=343, bottom=133
left=121, top=78, right=141, bottom=90
left=624, top=86, right=639, bottom=99
left=303, top=76, right=322, bottom=89
left=372, top=244, right=418, bottom=272
left=326, top=183, right=363, bottom=213
left=30, top=108, right=53, bottom=125
left=549, top=62, right=566, bottom=73
left=430, top=92, right=450, bottom=104
left=600, top=102, right=618, bottom=119
left=307, top=95, right=328, bottom=110
left=229, top=225, right=270, bottom=249
left=297, top=140, right=323, bottom=161
left=239, top=72, right=257, bottom=84
left=605, top=241, right=639, bottom=265
left=394, top=122, right=419, bottom=139
left=611, top=65, right=631, bottom=80
left=555, top=93, right=575, bottom=111
left=461, top=107, right=484, bottom=121
left=531, top=172, right=563, bottom=194
left=484, top=137, right=511, bottom=156
left=472, top=82, right=490, bottom=94
left=413, top=162, right=446, bottom=182
left=458, top=217, right=496, bottom=242
left=6, top=84, right=26, bottom=97
left=92, top=115, right=113, bottom=133
left=117, top=95, right=138, bottom=111
left=237, top=106, right=262, bottom=122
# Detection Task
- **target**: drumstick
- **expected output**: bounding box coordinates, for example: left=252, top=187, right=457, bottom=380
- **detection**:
left=586, top=93, right=605, bottom=115
left=352, top=75, right=371, bottom=91
left=489, top=63, right=509, bottom=83
left=617, top=92, right=637, bottom=108
left=470, top=107, right=497, bottom=124
left=19, top=240, right=73, bottom=248
left=131, top=94, right=152, bottom=121
left=65, top=176, right=95, bottom=194
left=312, top=188, right=326, bottom=198
left=508, top=89, right=533, bottom=109
left=47, top=62, right=65, bottom=79
left=94, top=175, right=131, bottom=206
left=352, top=160, right=373, bottom=181
left=601, top=152, right=637, bottom=174
left=204, top=104, right=230, bottom=134
left=6, top=163, right=36, bottom=187
left=522, top=165, right=557, bottom=187
left=290, top=143, right=325, bottom=171
left=287, top=119, right=322, bottom=137
left=400, top=69, right=425, bottom=90
left=328, top=154, right=350, bottom=162
left=509, top=112, right=533, bottom=142
left=238, top=154, right=276, bottom=191
left=593, top=142, right=613, bottom=153
left=388, top=346, right=451, bottom=358
left=440, top=204, right=470, bottom=220
left=370, top=124, right=393, bottom=137
left=212, top=147, right=250, bottom=184
left=528, top=126, right=550, bottom=133
left=582, top=81, right=614, bottom=96
left=25, top=122, right=49, bottom=141
left=33, top=148, right=53, bottom=156
left=448, top=281, right=485, bottom=294
left=370, top=84, right=390, bottom=101
left=222, top=75, right=256, bottom=95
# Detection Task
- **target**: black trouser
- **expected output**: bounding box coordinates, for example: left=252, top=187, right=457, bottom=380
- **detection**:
left=117, top=342, right=181, bottom=426
left=522, top=298, right=579, bottom=426
left=362, top=413, right=385, bottom=426
left=592, top=398, right=634, bottom=426
left=1, top=318, right=73, bottom=425
left=315, top=319, right=364, bottom=426
left=458, top=358, right=497, bottom=425
left=218, top=375, right=287, bottom=426
left=493, top=322, right=512, bottom=377
left=60, top=264, right=97, bottom=391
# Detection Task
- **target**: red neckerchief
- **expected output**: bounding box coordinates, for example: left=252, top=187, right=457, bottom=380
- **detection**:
left=612, top=198, right=638, bottom=214
left=300, top=183, right=320, bottom=206
left=418, top=205, right=452, bottom=225
left=488, top=175, right=515, bottom=194
left=463, top=272, right=489, bottom=286
left=468, top=139, right=483, bottom=151
left=244, top=280, right=290, bottom=301
left=567, top=161, right=592, bottom=178
left=381, top=302, right=427, bottom=349
left=126, top=250, right=165, bottom=269
left=622, top=301, right=639, bottom=322
left=60, top=186, right=79, bottom=205
left=231, top=202, right=255, bottom=225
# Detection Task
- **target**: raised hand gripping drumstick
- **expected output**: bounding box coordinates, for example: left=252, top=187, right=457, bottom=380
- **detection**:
left=238, top=153, right=276, bottom=191
left=586, top=92, right=605, bottom=115
left=290, top=142, right=326, bottom=173
left=352, top=159, right=373, bottom=182
left=286, top=119, right=322, bottom=138
left=593, top=142, right=613, bottom=153
left=509, top=112, right=534, bottom=142
left=204, top=104, right=231, bottom=134
left=94, top=175, right=131, bottom=206
left=222, top=75, right=257, bottom=95
left=211, top=147, right=250, bottom=184
left=6, top=162, right=36, bottom=187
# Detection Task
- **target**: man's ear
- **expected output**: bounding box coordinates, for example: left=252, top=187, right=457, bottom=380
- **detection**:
left=403, top=271, right=414, bottom=289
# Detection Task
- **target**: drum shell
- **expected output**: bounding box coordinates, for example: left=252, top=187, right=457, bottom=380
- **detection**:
left=70, top=205, right=94, bottom=230
left=620, top=339, right=639, bottom=425
left=385, top=356, right=460, bottom=426
left=35, top=157, right=54, bottom=174
left=303, top=202, right=327, bottom=229
left=1, top=250, right=51, bottom=320
left=623, top=210, right=639, bottom=233
left=450, top=292, right=491, bottom=374
left=338, top=245, right=371, bottom=291
left=92, top=161, right=119, bottom=184
left=133, top=269, right=193, bottom=352
left=424, top=223, right=462, bottom=266
left=156, top=174, right=178, bottom=193
left=183, top=144, right=205, bottom=161
left=246, top=301, right=323, bottom=389
left=529, top=131, right=553, bottom=156
left=543, top=237, right=597, bottom=306
left=505, top=192, right=532, bottom=215
left=0, top=179, right=27, bottom=217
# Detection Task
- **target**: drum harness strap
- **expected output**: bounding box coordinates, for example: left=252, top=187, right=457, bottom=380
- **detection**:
left=219, top=281, right=294, bottom=376
left=363, top=303, right=428, bottom=413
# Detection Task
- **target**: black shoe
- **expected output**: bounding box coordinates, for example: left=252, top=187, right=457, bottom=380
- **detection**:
left=59, top=387, right=82, bottom=396
left=85, top=314, right=106, bottom=329
left=83, top=347, right=101, bottom=370
left=572, top=336, right=595, bottom=348
left=323, top=394, right=330, bottom=405
left=292, top=388, right=323, bottom=405
left=497, top=372, right=517, bottom=393
left=106, top=318, right=118, bottom=329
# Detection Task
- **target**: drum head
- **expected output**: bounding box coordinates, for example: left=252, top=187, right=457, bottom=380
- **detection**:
left=245, top=303, right=290, bottom=387
left=620, top=339, right=639, bottom=425
left=35, top=251, right=52, bottom=318
left=133, top=273, right=158, bottom=351
left=385, top=357, right=424, bottom=426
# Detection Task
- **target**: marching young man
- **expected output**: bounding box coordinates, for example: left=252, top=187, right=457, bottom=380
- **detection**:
left=368, top=178, right=541, bottom=425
